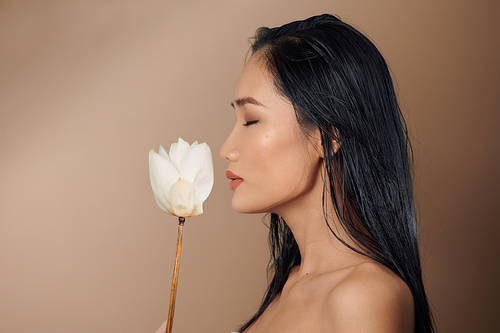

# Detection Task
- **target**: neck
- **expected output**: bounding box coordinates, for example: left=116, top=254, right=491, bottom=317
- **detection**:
left=275, top=189, right=368, bottom=278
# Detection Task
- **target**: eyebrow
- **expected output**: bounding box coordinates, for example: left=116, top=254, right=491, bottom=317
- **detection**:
left=231, top=96, right=266, bottom=109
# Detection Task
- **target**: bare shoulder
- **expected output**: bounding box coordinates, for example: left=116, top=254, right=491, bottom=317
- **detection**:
left=326, top=261, right=414, bottom=333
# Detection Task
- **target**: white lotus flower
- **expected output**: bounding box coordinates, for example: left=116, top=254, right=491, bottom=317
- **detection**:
left=149, top=138, right=214, bottom=217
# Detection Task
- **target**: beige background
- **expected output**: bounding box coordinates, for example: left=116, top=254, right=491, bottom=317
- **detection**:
left=1, top=0, right=499, bottom=332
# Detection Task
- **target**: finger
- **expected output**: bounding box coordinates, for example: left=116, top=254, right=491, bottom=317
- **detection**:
left=154, top=320, right=168, bottom=333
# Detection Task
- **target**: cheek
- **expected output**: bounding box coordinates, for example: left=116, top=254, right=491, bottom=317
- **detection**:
left=231, top=113, right=320, bottom=213
left=250, top=129, right=288, bottom=177
left=242, top=127, right=280, bottom=170
left=247, top=127, right=310, bottom=192
left=230, top=129, right=289, bottom=209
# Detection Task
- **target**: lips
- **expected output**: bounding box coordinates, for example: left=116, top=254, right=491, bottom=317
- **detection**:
left=226, top=170, right=243, bottom=190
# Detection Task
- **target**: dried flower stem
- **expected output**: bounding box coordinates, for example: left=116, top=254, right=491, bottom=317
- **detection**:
left=166, top=217, right=185, bottom=333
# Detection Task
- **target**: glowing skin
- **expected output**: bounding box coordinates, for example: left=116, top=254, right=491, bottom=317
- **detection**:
left=220, top=53, right=324, bottom=216
left=218, top=52, right=414, bottom=333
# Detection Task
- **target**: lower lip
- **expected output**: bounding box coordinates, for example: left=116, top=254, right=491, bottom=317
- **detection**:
left=230, top=179, right=243, bottom=190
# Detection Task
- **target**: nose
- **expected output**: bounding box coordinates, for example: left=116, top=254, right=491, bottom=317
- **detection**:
left=220, top=129, right=239, bottom=162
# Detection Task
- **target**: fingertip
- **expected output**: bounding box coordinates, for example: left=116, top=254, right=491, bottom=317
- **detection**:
left=154, top=320, right=168, bottom=333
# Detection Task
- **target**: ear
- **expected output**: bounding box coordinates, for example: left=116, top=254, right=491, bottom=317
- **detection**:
left=318, top=126, right=341, bottom=157
left=332, top=139, right=340, bottom=154
left=310, top=128, right=324, bottom=159
left=330, top=126, right=341, bottom=154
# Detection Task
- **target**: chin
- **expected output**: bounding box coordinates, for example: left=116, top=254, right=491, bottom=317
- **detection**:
left=231, top=199, right=253, bottom=214
left=231, top=194, right=269, bottom=214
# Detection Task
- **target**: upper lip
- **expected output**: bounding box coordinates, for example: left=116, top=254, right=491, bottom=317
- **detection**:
left=226, top=170, right=242, bottom=180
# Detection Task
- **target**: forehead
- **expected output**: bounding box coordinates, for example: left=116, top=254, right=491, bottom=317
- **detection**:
left=233, top=54, right=275, bottom=100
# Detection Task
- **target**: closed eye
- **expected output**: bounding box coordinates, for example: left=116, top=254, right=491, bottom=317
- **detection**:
left=243, top=120, right=259, bottom=126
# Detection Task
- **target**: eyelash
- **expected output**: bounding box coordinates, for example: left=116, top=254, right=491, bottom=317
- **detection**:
left=243, top=120, right=259, bottom=126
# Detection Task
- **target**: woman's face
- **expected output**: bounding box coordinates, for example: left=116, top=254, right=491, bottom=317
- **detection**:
left=220, top=53, right=324, bottom=215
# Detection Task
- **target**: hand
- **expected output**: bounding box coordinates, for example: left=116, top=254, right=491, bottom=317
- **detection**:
left=154, top=320, right=167, bottom=333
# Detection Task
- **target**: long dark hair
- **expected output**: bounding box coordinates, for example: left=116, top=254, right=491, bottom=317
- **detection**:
left=238, top=14, right=435, bottom=333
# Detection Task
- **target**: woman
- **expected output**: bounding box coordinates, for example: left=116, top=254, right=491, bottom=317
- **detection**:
left=157, top=13, right=434, bottom=333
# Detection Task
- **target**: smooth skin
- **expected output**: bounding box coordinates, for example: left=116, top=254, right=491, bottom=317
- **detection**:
left=155, top=52, right=414, bottom=332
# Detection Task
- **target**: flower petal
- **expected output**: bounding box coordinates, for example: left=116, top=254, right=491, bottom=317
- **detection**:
left=154, top=194, right=171, bottom=214
left=177, top=142, right=212, bottom=185
left=169, top=137, right=191, bottom=170
left=169, top=178, right=196, bottom=217
left=190, top=202, right=203, bottom=217
left=149, top=149, right=180, bottom=212
left=190, top=143, right=214, bottom=204
left=158, top=145, right=169, bottom=160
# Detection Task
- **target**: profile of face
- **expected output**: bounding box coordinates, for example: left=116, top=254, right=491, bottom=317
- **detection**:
left=220, top=52, right=324, bottom=216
